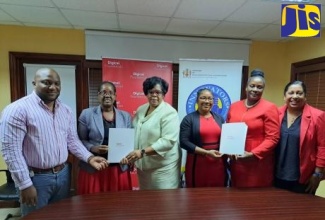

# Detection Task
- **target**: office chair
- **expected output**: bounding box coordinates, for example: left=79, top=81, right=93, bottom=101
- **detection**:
left=0, top=169, right=20, bottom=219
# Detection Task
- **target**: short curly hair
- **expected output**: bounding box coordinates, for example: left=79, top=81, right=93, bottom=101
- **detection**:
left=143, top=76, right=169, bottom=95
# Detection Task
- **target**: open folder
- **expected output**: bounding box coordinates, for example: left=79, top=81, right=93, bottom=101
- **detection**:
left=108, top=128, right=135, bottom=163
left=219, top=122, right=247, bottom=155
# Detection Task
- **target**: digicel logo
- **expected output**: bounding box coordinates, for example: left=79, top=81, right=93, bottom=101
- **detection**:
left=157, top=64, right=168, bottom=68
left=112, top=81, right=122, bottom=88
left=107, top=61, right=121, bottom=66
left=132, top=72, right=145, bottom=77
left=132, top=91, right=144, bottom=96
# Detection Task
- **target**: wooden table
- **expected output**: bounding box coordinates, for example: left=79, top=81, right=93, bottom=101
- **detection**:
left=22, top=187, right=325, bottom=219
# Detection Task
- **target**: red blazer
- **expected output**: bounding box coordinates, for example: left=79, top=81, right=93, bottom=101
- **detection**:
left=227, top=99, right=280, bottom=187
left=278, top=104, right=325, bottom=184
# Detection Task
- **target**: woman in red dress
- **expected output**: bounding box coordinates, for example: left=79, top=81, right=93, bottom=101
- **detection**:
left=180, top=88, right=226, bottom=187
left=77, top=81, right=132, bottom=194
left=226, top=69, right=280, bottom=187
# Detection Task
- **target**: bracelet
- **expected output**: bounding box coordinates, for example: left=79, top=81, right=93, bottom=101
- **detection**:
left=141, top=149, right=146, bottom=158
left=313, top=172, right=323, bottom=179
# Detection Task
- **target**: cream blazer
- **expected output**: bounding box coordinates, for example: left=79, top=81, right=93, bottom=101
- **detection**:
left=134, top=101, right=181, bottom=171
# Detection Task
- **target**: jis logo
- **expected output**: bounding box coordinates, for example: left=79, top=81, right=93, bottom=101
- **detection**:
left=281, top=4, right=321, bottom=37
left=186, top=84, right=231, bottom=120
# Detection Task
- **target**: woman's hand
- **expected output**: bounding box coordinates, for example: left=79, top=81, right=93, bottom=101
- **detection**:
left=229, top=151, right=254, bottom=160
left=125, top=150, right=142, bottom=164
left=237, top=151, right=254, bottom=159
left=305, top=175, right=322, bottom=194
left=206, top=150, right=222, bottom=158
left=120, top=157, right=129, bottom=165
left=90, top=145, right=108, bottom=154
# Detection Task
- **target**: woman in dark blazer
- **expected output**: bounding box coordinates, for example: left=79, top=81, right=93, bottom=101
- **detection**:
left=77, top=81, right=132, bottom=194
left=275, top=80, right=325, bottom=194
left=180, top=88, right=226, bottom=187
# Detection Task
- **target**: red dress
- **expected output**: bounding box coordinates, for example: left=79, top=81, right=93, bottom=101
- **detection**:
left=77, top=108, right=133, bottom=195
left=185, top=116, right=226, bottom=187
left=227, top=99, right=280, bottom=187
left=78, top=165, right=132, bottom=194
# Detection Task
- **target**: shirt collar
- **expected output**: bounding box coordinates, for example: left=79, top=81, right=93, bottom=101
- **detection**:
left=31, top=91, right=61, bottom=109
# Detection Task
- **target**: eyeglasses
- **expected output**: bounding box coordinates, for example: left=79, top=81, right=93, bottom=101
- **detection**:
left=199, top=97, right=214, bottom=101
left=98, top=90, right=115, bottom=96
left=148, top=90, right=163, bottom=96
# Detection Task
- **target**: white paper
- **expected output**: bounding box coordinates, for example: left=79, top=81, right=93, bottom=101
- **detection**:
left=219, top=122, right=247, bottom=155
left=108, top=128, right=134, bottom=163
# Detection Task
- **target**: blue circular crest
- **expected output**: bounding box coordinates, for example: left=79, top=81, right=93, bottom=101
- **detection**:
left=185, top=84, right=231, bottom=120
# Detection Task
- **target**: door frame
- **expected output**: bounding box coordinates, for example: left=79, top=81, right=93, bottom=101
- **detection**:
left=9, top=52, right=89, bottom=194
left=9, top=52, right=89, bottom=116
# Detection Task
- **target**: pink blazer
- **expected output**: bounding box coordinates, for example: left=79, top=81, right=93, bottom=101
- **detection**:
left=278, top=104, right=325, bottom=184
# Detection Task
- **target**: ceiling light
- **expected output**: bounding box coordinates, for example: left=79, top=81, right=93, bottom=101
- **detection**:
left=281, top=0, right=313, bottom=3
left=264, top=0, right=315, bottom=3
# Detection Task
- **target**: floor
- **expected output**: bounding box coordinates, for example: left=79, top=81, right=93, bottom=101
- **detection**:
left=0, top=208, right=21, bottom=220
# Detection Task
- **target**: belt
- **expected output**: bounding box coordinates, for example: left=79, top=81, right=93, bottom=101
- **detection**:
left=30, top=163, right=66, bottom=174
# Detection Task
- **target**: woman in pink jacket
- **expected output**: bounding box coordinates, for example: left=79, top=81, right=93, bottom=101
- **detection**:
left=275, top=81, right=325, bottom=194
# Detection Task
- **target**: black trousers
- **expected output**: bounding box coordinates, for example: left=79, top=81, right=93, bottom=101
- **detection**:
left=274, top=177, right=308, bottom=194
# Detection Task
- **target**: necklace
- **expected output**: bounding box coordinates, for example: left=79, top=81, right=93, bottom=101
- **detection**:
left=245, top=99, right=260, bottom=109
left=286, top=110, right=302, bottom=128
left=287, top=113, right=302, bottom=124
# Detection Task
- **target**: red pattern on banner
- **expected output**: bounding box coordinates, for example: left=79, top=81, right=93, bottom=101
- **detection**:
left=102, top=58, right=173, bottom=190
left=102, top=58, right=173, bottom=117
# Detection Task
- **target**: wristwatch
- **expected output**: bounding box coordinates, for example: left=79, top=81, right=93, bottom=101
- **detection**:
left=313, top=172, right=323, bottom=179
left=141, top=149, right=146, bottom=158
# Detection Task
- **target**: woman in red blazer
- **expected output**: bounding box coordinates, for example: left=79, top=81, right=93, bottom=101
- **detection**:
left=227, top=69, right=280, bottom=187
left=275, top=81, right=325, bottom=194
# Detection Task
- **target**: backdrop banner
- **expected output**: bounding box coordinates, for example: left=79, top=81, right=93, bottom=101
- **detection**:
left=102, top=58, right=173, bottom=117
left=102, top=58, right=173, bottom=190
left=178, top=59, right=243, bottom=120
left=178, top=59, right=243, bottom=186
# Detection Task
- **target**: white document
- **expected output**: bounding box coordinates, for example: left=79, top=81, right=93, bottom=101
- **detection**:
left=108, top=128, right=134, bottom=163
left=219, top=122, right=247, bottom=155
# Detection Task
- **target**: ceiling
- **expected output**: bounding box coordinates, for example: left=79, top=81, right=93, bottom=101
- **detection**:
left=0, top=0, right=324, bottom=42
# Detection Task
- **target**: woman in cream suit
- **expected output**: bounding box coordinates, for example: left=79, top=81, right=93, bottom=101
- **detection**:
left=77, top=81, right=132, bottom=194
left=122, top=76, right=181, bottom=190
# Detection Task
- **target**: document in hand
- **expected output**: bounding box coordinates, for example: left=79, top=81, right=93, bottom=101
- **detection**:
left=219, top=122, right=247, bottom=155
left=108, top=128, right=135, bottom=163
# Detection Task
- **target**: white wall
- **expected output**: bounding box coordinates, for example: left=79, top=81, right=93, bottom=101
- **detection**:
left=24, top=64, right=77, bottom=118
left=86, top=31, right=251, bottom=65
